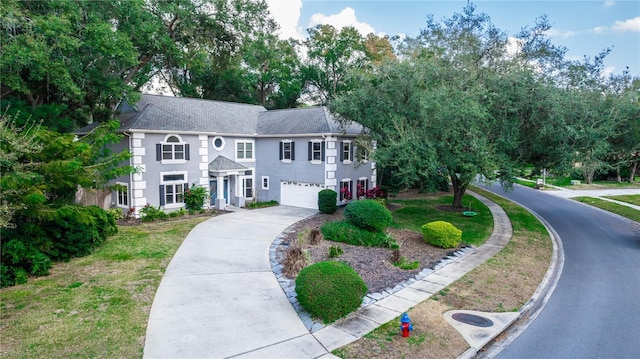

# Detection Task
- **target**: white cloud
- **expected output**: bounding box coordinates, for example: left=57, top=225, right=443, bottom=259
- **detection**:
left=603, top=66, right=616, bottom=77
left=265, top=0, right=305, bottom=40
left=545, top=28, right=578, bottom=39
left=592, top=17, right=640, bottom=34
left=604, top=1, right=615, bottom=8
left=610, top=17, right=640, bottom=32
left=308, top=7, right=378, bottom=36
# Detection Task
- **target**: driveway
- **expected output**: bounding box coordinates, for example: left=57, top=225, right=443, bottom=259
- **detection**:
left=484, top=184, right=640, bottom=358
left=142, top=205, right=329, bottom=359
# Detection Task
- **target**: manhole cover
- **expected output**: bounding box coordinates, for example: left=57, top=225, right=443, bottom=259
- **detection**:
left=451, top=313, right=494, bottom=327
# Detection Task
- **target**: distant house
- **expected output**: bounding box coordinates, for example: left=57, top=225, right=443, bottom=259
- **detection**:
left=99, top=94, right=376, bottom=214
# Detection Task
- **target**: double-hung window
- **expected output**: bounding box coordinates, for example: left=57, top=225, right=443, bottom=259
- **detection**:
left=236, top=140, right=254, bottom=161
left=341, top=141, right=352, bottom=163
left=308, top=141, right=324, bottom=163
left=244, top=178, right=253, bottom=198
left=280, top=141, right=295, bottom=162
left=160, top=172, right=187, bottom=207
left=357, top=178, right=368, bottom=199
left=157, top=135, right=189, bottom=163
left=116, top=182, right=129, bottom=208
left=340, top=180, right=352, bottom=201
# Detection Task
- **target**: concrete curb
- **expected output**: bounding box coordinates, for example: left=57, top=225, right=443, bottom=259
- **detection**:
left=469, top=188, right=565, bottom=359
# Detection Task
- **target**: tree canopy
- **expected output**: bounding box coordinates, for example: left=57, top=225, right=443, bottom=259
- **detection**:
left=331, top=2, right=639, bottom=206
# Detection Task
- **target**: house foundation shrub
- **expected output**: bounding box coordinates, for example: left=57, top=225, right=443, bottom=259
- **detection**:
left=295, top=261, right=367, bottom=323
left=421, top=221, right=462, bottom=248
left=318, top=189, right=338, bottom=214
left=184, top=184, right=208, bottom=211
left=344, top=199, right=392, bottom=232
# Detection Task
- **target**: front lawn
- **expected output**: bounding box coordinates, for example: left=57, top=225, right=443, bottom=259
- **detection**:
left=573, top=197, right=640, bottom=222
left=603, top=194, right=640, bottom=206
left=0, top=217, right=209, bottom=359
left=390, top=193, right=493, bottom=246
left=333, top=187, right=553, bottom=359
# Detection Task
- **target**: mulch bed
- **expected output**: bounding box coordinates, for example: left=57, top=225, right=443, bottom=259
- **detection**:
left=280, top=207, right=459, bottom=294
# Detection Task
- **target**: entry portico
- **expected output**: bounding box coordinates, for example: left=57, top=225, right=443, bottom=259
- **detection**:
left=208, top=156, right=249, bottom=210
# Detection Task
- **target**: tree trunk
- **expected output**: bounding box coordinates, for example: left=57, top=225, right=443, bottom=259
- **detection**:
left=450, top=175, right=467, bottom=208
left=630, top=160, right=638, bottom=183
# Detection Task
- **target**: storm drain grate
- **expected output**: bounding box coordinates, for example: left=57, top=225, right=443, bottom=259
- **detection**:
left=451, top=313, right=494, bottom=327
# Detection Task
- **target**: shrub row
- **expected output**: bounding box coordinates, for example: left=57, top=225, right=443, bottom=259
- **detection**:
left=1, top=205, right=117, bottom=287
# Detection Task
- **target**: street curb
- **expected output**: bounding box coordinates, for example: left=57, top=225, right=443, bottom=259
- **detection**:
left=467, top=188, right=565, bottom=359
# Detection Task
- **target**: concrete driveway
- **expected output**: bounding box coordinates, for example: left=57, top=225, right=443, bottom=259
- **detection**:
left=142, top=205, right=326, bottom=359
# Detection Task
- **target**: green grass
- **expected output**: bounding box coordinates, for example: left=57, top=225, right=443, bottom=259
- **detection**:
left=515, top=178, right=537, bottom=188
left=603, top=194, right=640, bottom=206
left=539, top=176, right=640, bottom=189
left=573, top=197, right=640, bottom=222
left=0, top=217, right=210, bottom=359
left=389, top=194, right=493, bottom=246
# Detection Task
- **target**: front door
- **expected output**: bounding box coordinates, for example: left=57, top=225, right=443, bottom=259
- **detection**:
left=210, top=178, right=229, bottom=205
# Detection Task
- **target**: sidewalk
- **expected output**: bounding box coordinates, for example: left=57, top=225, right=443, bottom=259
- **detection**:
left=519, top=179, right=640, bottom=210
left=143, top=193, right=522, bottom=358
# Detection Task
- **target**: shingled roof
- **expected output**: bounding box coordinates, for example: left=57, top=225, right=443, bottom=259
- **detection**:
left=257, top=106, right=362, bottom=136
left=208, top=156, right=248, bottom=175
left=119, top=94, right=266, bottom=135
left=116, top=94, right=363, bottom=136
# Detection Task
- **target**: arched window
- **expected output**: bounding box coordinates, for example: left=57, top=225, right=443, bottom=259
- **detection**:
left=157, top=135, right=190, bottom=163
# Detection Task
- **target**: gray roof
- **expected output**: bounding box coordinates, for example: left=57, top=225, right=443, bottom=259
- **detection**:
left=208, top=156, right=248, bottom=174
left=115, top=94, right=363, bottom=136
left=257, top=107, right=362, bottom=136
left=119, top=94, right=267, bottom=134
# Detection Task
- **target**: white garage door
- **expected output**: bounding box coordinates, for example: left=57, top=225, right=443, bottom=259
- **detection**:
left=280, top=181, right=325, bottom=209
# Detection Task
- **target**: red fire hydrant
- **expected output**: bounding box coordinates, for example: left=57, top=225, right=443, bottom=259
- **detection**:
left=400, top=312, right=413, bottom=337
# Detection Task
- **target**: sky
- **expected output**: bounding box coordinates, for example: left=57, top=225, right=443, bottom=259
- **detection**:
left=265, top=0, right=640, bottom=77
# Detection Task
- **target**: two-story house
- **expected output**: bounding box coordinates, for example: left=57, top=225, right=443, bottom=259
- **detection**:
left=105, top=94, right=376, bottom=214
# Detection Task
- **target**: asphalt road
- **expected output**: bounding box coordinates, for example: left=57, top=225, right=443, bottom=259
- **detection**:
left=485, top=184, right=640, bottom=359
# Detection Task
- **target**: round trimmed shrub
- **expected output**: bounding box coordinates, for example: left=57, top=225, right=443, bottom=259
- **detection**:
left=344, top=199, right=392, bottom=232
left=318, top=189, right=338, bottom=214
left=295, top=261, right=367, bottom=323
left=421, top=221, right=462, bottom=248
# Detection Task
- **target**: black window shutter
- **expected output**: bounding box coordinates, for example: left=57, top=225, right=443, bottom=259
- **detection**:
left=340, top=142, right=344, bottom=161
left=308, top=142, right=312, bottom=161
left=159, top=185, right=165, bottom=206
left=350, top=143, right=353, bottom=160
left=279, top=142, right=283, bottom=160
left=185, top=144, right=190, bottom=160
left=291, top=142, right=295, bottom=160
left=156, top=144, right=162, bottom=161
left=321, top=142, right=325, bottom=161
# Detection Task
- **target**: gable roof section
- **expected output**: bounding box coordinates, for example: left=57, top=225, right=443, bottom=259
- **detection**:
left=120, top=94, right=267, bottom=135
left=257, top=106, right=363, bottom=136
left=208, top=156, right=248, bottom=176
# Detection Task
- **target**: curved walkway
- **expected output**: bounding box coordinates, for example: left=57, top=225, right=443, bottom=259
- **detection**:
left=144, top=192, right=537, bottom=358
